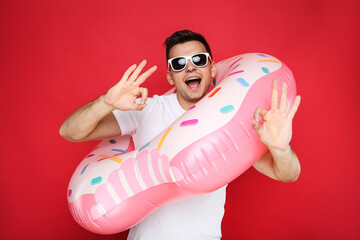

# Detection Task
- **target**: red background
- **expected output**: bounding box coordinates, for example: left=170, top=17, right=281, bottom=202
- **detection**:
left=1, top=0, right=359, bottom=239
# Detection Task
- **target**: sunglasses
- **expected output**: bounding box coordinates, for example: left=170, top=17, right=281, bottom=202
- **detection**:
left=168, top=53, right=212, bottom=72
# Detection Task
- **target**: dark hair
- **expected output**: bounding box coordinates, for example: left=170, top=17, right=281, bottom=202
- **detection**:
left=163, top=30, right=213, bottom=61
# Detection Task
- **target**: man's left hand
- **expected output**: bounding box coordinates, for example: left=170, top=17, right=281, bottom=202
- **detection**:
left=252, top=79, right=301, bottom=151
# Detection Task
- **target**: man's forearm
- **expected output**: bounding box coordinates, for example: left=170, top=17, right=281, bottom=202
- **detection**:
left=268, top=145, right=301, bottom=182
left=59, top=95, right=114, bottom=141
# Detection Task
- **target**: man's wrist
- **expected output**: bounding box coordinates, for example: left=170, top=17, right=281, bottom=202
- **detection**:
left=96, top=95, right=116, bottom=113
left=268, top=144, right=292, bottom=160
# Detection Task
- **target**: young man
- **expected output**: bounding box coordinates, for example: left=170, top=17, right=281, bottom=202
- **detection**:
left=60, top=30, right=301, bottom=239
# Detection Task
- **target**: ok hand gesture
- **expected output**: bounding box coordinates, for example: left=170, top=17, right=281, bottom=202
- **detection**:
left=104, top=60, right=157, bottom=111
left=252, top=79, right=301, bottom=151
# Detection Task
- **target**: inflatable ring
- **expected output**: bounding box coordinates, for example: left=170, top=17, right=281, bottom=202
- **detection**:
left=67, top=53, right=297, bottom=234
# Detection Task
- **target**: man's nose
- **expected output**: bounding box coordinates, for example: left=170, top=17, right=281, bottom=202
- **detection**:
left=185, top=59, right=196, bottom=72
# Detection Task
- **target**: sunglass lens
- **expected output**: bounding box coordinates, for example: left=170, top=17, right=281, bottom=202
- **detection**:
left=172, top=57, right=186, bottom=71
left=192, top=54, right=207, bottom=67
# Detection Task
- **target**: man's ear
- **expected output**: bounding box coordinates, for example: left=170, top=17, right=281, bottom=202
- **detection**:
left=167, top=70, right=174, bottom=85
left=211, top=62, right=217, bottom=78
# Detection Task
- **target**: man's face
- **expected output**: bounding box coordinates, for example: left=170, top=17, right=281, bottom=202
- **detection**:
left=166, top=40, right=216, bottom=109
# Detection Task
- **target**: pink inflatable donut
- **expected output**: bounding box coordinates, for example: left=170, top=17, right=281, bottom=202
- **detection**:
left=67, top=53, right=297, bottom=234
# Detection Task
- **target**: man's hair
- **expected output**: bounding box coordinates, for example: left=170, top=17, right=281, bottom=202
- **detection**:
left=163, top=30, right=213, bottom=61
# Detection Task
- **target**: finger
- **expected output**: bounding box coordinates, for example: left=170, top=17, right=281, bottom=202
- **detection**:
left=271, top=79, right=278, bottom=109
left=139, top=87, right=148, bottom=104
left=119, top=64, right=137, bottom=83
left=135, top=65, right=157, bottom=85
left=253, top=107, right=267, bottom=121
left=128, top=60, right=147, bottom=82
left=279, top=82, right=287, bottom=113
left=129, top=102, right=147, bottom=111
left=287, top=95, right=301, bottom=119
left=251, top=119, right=262, bottom=135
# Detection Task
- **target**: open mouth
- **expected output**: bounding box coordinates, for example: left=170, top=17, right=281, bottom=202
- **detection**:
left=185, top=77, right=201, bottom=89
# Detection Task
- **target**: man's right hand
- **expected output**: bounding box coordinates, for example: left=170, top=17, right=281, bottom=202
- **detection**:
left=104, top=60, right=157, bottom=111
left=60, top=60, right=157, bottom=142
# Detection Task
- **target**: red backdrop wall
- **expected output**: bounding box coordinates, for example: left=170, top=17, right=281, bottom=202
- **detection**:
left=1, top=0, right=359, bottom=239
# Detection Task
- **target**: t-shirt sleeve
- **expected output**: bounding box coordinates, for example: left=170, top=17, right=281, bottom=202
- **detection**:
left=112, top=109, right=138, bottom=136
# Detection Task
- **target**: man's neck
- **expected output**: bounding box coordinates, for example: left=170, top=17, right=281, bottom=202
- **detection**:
left=176, top=93, right=197, bottom=111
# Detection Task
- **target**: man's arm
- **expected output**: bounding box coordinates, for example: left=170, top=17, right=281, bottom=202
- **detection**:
left=253, top=147, right=300, bottom=182
left=59, top=96, right=120, bottom=142
left=251, top=79, right=301, bottom=182
left=59, top=60, right=157, bottom=142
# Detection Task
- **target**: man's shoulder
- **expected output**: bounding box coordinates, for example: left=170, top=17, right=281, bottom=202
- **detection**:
left=148, top=94, right=177, bottom=105
left=152, top=93, right=176, bottom=100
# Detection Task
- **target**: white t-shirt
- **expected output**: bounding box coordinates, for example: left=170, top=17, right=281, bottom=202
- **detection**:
left=113, top=94, right=226, bottom=240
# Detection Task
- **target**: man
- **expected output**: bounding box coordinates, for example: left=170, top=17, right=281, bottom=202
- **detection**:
left=60, top=30, right=301, bottom=239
